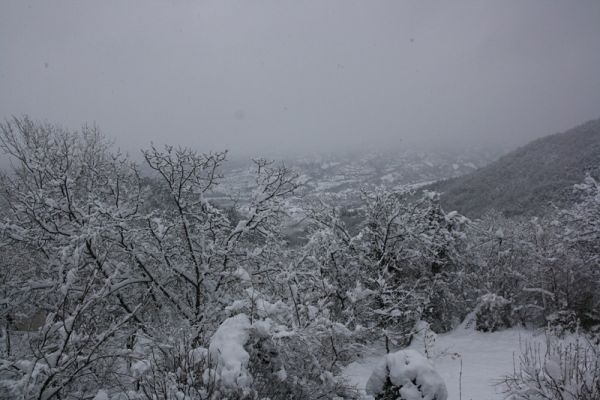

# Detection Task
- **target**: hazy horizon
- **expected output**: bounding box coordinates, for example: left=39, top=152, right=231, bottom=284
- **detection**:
left=2, top=1, right=600, bottom=157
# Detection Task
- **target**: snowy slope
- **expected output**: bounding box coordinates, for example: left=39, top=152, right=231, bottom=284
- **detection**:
left=343, top=326, right=540, bottom=400
left=431, top=117, right=600, bottom=218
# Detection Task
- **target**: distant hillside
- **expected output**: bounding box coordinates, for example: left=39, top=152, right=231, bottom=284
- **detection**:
left=431, top=118, right=600, bottom=218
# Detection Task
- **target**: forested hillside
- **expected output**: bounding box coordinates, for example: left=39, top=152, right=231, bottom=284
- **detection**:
left=432, top=118, right=600, bottom=218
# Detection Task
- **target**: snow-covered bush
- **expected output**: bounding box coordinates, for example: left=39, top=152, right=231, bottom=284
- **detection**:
left=230, top=284, right=360, bottom=399
left=558, top=175, right=600, bottom=330
left=354, top=189, right=472, bottom=340
left=475, top=293, right=515, bottom=332
left=468, top=174, right=600, bottom=335
left=366, top=349, right=447, bottom=400
left=131, top=337, right=221, bottom=400
left=503, top=335, right=600, bottom=400
left=546, top=310, right=579, bottom=337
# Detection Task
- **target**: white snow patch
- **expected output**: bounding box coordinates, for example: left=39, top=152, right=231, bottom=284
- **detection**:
left=189, top=347, right=208, bottom=365
left=131, top=359, right=151, bottom=378
left=233, top=266, right=251, bottom=282
left=93, top=390, right=109, bottom=400
left=276, top=367, right=288, bottom=381
left=381, top=173, right=396, bottom=183
left=347, top=281, right=375, bottom=303
left=209, top=314, right=252, bottom=388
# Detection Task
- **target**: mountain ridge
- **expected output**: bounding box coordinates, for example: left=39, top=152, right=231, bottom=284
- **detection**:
left=430, top=117, right=600, bottom=218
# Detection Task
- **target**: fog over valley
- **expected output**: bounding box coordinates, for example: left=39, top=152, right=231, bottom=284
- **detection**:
left=2, top=1, right=600, bottom=156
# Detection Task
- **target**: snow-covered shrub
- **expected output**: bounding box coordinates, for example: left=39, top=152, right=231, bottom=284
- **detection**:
left=546, top=310, right=579, bottom=337
left=133, top=341, right=222, bottom=400
left=246, top=324, right=360, bottom=399
left=366, top=349, right=447, bottom=400
left=355, top=189, right=471, bottom=341
left=503, top=335, right=600, bottom=400
left=475, top=293, right=515, bottom=332
left=133, top=312, right=353, bottom=400
left=589, top=325, right=600, bottom=345
left=239, top=290, right=360, bottom=399
left=469, top=177, right=600, bottom=335
left=421, top=279, right=472, bottom=334
left=221, top=289, right=360, bottom=400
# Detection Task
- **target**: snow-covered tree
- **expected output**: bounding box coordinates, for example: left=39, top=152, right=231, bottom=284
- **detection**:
left=0, top=116, right=145, bottom=398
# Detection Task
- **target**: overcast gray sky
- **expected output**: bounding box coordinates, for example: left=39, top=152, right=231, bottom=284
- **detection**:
left=1, top=0, right=600, bottom=156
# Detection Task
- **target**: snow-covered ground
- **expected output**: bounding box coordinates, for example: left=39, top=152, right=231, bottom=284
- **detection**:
left=343, top=325, right=540, bottom=400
